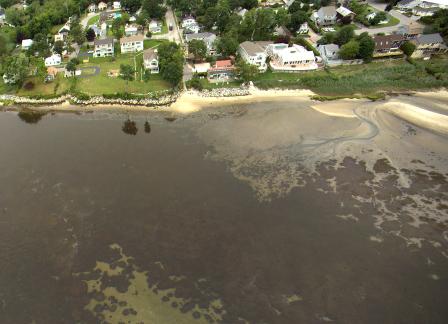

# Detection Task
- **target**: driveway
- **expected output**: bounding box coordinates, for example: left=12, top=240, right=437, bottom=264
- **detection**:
left=151, top=8, right=183, bottom=44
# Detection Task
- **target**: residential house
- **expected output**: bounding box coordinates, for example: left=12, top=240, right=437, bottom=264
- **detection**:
left=207, top=60, right=235, bottom=81
left=317, top=44, right=340, bottom=64
left=185, top=32, right=217, bottom=56
left=143, top=48, right=159, bottom=74
left=412, top=6, right=439, bottom=15
left=91, top=24, right=103, bottom=38
left=238, top=41, right=272, bottom=72
left=22, top=39, right=34, bottom=50
left=297, top=22, right=309, bottom=34
left=44, top=54, right=62, bottom=67
left=411, top=33, right=448, bottom=58
left=3, top=73, right=17, bottom=84
left=54, top=34, right=64, bottom=42
left=372, top=34, right=405, bottom=58
left=125, top=24, right=138, bottom=36
left=98, top=2, right=108, bottom=10
left=93, top=37, right=114, bottom=57
left=113, top=1, right=121, bottom=9
left=88, top=3, right=98, bottom=12
left=396, top=21, right=425, bottom=39
left=266, top=43, right=318, bottom=71
left=129, top=16, right=136, bottom=22
left=120, top=34, right=144, bottom=53
left=193, top=62, right=211, bottom=74
left=336, top=6, right=355, bottom=22
left=237, top=8, right=247, bottom=17
left=274, top=26, right=293, bottom=37
left=396, top=0, right=421, bottom=10
left=396, top=0, right=448, bottom=11
left=148, top=20, right=162, bottom=33
left=57, top=24, right=71, bottom=40
left=182, top=17, right=200, bottom=34
left=46, top=66, right=59, bottom=82
left=311, top=6, right=337, bottom=27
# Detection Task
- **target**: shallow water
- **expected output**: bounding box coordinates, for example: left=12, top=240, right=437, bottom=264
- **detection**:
left=0, top=98, right=447, bottom=324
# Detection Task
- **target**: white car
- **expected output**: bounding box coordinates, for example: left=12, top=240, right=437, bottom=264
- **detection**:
left=322, top=27, right=336, bottom=32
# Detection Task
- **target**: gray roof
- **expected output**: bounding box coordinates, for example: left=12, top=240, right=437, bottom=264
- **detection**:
left=94, top=37, right=114, bottom=46
left=143, top=48, right=157, bottom=61
left=415, top=33, right=445, bottom=45
left=318, top=6, right=337, bottom=17
left=239, top=41, right=272, bottom=56
left=185, top=32, right=216, bottom=42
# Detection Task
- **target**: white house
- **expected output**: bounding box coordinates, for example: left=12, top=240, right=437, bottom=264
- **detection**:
left=113, top=1, right=121, bottom=9
left=185, top=32, right=217, bottom=55
left=125, top=24, right=138, bottom=36
left=148, top=20, right=162, bottom=33
left=93, top=37, right=114, bottom=57
left=182, top=17, right=200, bottom=33
left=3, top=73, right=16, bottom=84
left=182, top=17, right=197, bottom=28
left=22, top=39, right=34, bottom=50
left=311, top=6, right=337, bottom=26
left=192, top=62, right=211, bottom=73
left=120, top=34, right=144, bottom=53
left=396, top=0, right=448, bottom=11
left=88, top=3, right=97, bottom=12
left=238, top=41, right=272, bottom=72
left=317, top=44, right=340, bottom=64
left=98, top=2, right=108, bottom=10
left=44, top=54, right=62, bottom=67
left=143, top=48, right=159, bottom=73
left=267, top=43, right=318, bottom=71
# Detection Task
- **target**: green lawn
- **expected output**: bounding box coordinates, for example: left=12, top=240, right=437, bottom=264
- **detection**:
left=253, top=59, right=448, bottom=98
left=143, top=39, right=169, bottom=49
left=152, top=19, right=168, bottom=35
left=16, top=74, right=72, bottom=96
left=369, top=15, right=400, bottom=29
left=87, top=14, right=100, bottom=26
left=76, top=54, right=171, bottom=95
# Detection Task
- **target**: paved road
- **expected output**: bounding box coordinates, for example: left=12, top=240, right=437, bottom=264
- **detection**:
left=355, top=0, right=420, bottom=35
left=81, top=12, right=96, bottom=28
left=152, top=8, right=183, bottom=44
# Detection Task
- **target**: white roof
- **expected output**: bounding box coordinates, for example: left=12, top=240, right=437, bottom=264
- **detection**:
left=271, top=44, right=315, bottom=62
left=422, top=0, right=448, bottom=4
left=336, top=6, right=354, bottom=16
left=22, top=39, right=33, bottom=47
left=193, top=62, right=211, bottom=73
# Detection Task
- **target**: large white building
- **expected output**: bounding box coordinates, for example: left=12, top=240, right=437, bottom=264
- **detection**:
left=120, top=35, right=144, bottom=53
left=44, top=54, right=62, bottom=67
left=22, top=39, right=33, bottom=50
left=266, top=43, right=318, bottom=72
left=396, top=0, right=448, bottom=15
left=238, top=41, right=272, bottom=72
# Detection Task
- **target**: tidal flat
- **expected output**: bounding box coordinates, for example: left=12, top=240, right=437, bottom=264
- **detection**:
left=0, top=94, right=447, bottom=324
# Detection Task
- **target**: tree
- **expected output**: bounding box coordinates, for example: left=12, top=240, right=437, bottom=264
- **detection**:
left=69, top=18, right=86, bottom=45
left=357, top=33, right=375, bottom=61
left=288, top=10, right=308, bottom=32
left=240, top=8, right=276, bottom=41
left=339, top=40, right=360, bottom=59
left=335, top=25, right=355, bottom=46
left=65, top=61, right=77, bottom=75
left=275, top=7, right=291, bottom=27
left=86, top=28, right=96, bottom=42
left=120, top=64, right=135, bottom=84
left=400, top=41, right=416, bottom=57
left=112, top=18, right=125, bottom=39
left=317, top=32, right=337, bottom=45
left=216, top=34, right=239, bottom=56
left=235, top=59, right=258, bottom=83
left=4, top=55, right=29, bottom=86
left=142, top=0, right=166, bottom=20
left=158, top=42, right=184, bottom=86
left=53, top=40, right=65, bottom=55
left=0, top=34, right=7, bottom=57
left=370, top=11, right=387, bottom=25
left=122, top=0, right=142, bottom=13
left=188, top=39, right=207, bottom=61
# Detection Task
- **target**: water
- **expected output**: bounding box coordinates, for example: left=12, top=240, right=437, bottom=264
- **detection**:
left=0, top=98, right=447, bottom=324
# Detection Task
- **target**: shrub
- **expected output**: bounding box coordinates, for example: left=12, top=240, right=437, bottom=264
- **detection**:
left=400, top=41, right=416, bottom=57
left=23, top=81, right=35, bottom=90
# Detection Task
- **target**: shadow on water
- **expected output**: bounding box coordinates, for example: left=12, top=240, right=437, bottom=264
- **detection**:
left=17, top=109, right=47, bottom=124
left=122, top=119, right=138, bottom=135
left=144, top=121, right=151, bottom=133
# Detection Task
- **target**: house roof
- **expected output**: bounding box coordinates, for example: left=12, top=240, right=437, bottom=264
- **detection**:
left=239, top=41, right=272, bottom=56
left=415, top=33, right=445, bottom=45
left=143, top=48, right=157, bottom=61
left=274, top=44, right=315, bottom=62
left=185, top=32, right=216, bottom=42
left=373, top=34, right=405, bottom=50
left=336, top=6, right=354, bottom=17
left=120, top=34, right=144, bottom=43
left=94, top=37, right=114, bottom=46
left=215, top=60, right=232, bottom=68
left=317, top=6, right=337, bottom=17
left=318, top=43, right=340, bottom=56
left=397, top=0, right=417, bottom=5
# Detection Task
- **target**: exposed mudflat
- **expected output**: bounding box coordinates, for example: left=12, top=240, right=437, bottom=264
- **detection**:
left=0, top=93, right=447, bottom=324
